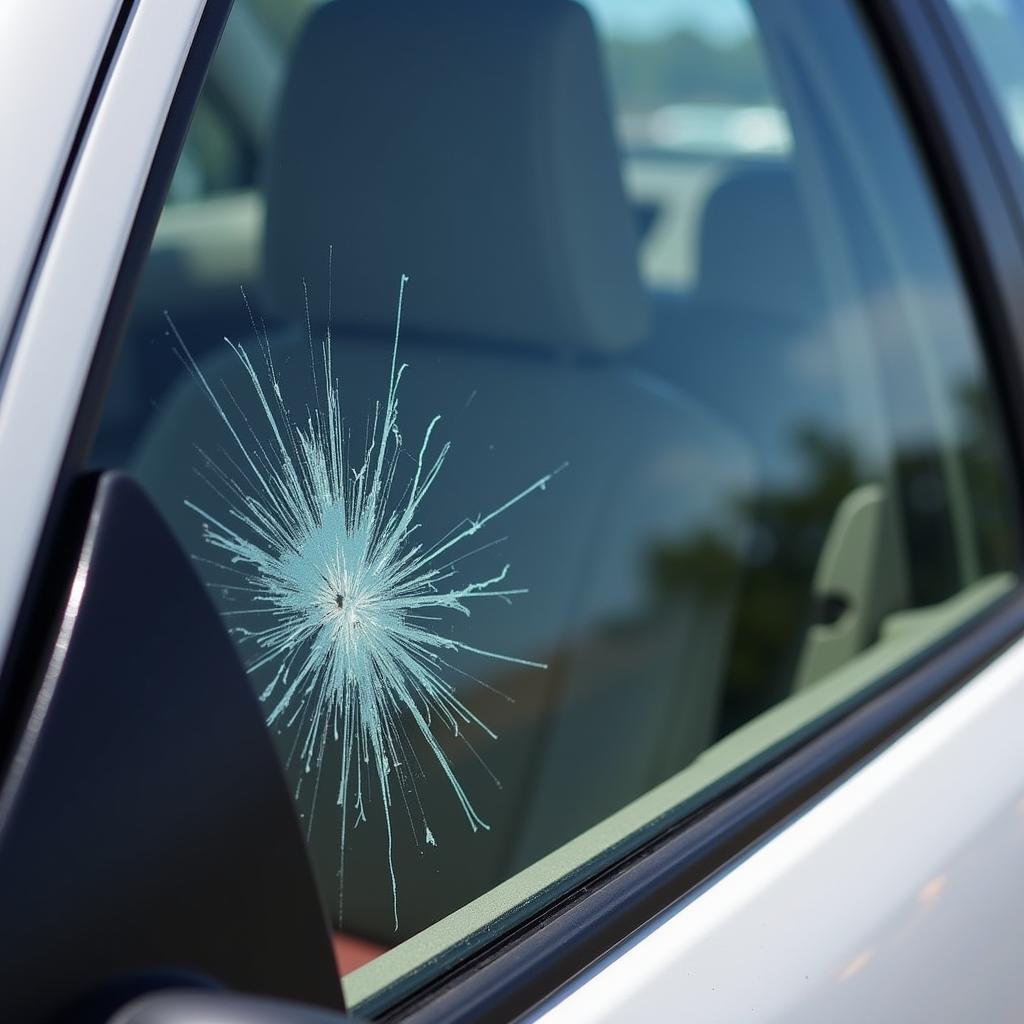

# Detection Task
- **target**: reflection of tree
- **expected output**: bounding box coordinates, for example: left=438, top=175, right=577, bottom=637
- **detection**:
left=337, top=373, right=1018, bottom=940
left=651, top=425, right=859, bottom=732
left=648, top=374, right=1017, bottom=737
left=956, top=376, right=1019, bottom=573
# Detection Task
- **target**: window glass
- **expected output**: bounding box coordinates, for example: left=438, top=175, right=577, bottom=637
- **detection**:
left=90, top=0, right=1019, bottom=1009
left=593, top=0, right=790, bottom=290
left=947, top=0, right=1024, bottom=156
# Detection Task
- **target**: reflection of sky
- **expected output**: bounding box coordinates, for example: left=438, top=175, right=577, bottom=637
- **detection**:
left=580, top=0, right=753, bottom=42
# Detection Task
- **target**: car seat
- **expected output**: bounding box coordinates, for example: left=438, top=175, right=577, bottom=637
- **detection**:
left=133, top=0, right=755, bottom=940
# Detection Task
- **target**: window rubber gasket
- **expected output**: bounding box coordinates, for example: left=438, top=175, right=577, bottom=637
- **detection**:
left=7, top=0, right=1024, bottom=1022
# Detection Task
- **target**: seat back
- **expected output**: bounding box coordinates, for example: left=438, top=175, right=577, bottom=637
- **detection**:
left=133, top=0, right=754, bottom=940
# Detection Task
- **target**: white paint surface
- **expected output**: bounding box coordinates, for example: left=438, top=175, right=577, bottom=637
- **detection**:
left=533, top=635, right=1024, bottom=1022
left=0, top=1, right=122, bottom=353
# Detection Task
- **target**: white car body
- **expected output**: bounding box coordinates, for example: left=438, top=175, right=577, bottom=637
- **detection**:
left=2, top=2, right=1023, bottom=1021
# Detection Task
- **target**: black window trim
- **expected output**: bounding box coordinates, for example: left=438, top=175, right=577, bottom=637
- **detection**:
left=6, top=0, right=1024, bottom=1021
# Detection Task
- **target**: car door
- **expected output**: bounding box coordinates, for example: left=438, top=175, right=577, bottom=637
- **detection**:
left=2, top=1, right=1024, bottom=1022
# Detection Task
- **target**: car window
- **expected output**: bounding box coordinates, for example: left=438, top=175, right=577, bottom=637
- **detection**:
left=88, top=0, right=1019, bottom=1011
left=945, top=0, right=1024, bottom=157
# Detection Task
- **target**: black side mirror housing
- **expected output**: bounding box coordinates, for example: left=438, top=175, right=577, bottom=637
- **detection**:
left=0, top=474, right=344, bottom=1023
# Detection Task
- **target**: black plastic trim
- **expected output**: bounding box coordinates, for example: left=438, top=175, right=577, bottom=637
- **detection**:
left=0, top=474, right=344, bottom=1022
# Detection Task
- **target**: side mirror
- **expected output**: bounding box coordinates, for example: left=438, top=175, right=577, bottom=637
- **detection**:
left=0, top=475, right=344, bottom=1023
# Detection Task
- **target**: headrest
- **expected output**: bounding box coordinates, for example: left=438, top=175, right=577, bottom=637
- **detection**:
left=263, top=0, right=648, bottom=353
left=697, top=164, right=825, bottom=324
